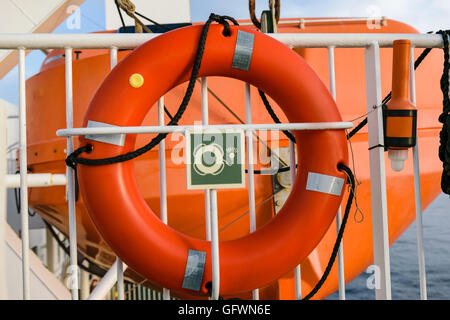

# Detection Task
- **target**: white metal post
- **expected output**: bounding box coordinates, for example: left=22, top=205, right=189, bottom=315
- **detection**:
left=410, top=46, right=427, bottom=300
left=46, top=228, right=56, bottom=273
left=328, top=46, right=346, bottom=300
left=80, top=264, right=90, bottom=300
left=109, top=46, right=127, bottom=301
left=65, top=47, right=79, bottom=300
left=116, top=257, right=125, bottom=300
left=158, top=97, right=168, bottom=226
left=244, top=83, right=260, bottom=300
left=209, top=189, right=220, bottom=300
left=110, top=46, right=118, bottom=68
left=0, top=104, right=7, bottom=299
left=157, top=97, right=171, bottom=300
left=88, top=259, right=128, bottom=300
left=201, top=77, right=212, bottom=242
left=200, top=77, right=219, bottom=300
left=289, top=139, right=302, bottom=300
left=18, top=47, right=30, bottom=300
left=364, top=42, right=391, bottom=300
left=335, top=207, right=345, bottom=299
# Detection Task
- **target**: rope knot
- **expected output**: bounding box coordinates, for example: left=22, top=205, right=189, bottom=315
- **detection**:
left=65, top=144, right=92, bottom=170
left=208, top=13, right=239, bottom=36
left=116, top=0, right=135, bottom=13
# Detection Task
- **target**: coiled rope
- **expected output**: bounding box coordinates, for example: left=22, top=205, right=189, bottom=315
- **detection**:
left=248, top=0, right=280, bottom=30
left=437, top=30, right=450, bottom=195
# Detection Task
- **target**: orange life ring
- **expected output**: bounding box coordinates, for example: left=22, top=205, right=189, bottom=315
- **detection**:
left=77, top=24, right=349, bottom=297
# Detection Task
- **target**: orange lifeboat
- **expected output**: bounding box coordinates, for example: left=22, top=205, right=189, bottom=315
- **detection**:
left=25, top=17, right=444, bottom=299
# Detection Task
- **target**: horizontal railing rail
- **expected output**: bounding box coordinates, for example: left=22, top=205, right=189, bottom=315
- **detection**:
left=56, top=122, right=354, bottom=137
left=0, top=33, right=444, bottom=49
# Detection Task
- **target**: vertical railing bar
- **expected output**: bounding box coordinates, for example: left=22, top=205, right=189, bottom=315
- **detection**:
left=109, top=46, right=126, bottom=301
left=210, top=189, right=220, bottom=300
left=289, top=139, right=302, bottom=300
left=201, top=77, right=212, bottom=241
left=244, top=83, right=260, bottom=300
left=328, top=45, right=346, bottom=300
left=335, top=207, right=345, bottom=299
left=364, top=42, right=391, bottom=300
left=0, top=101, right=8, bottom=299
left=116, top=258, right=125, bottom=300
left=110, top=46, right=118, bottom=69
left=328, top=46, right=337, bottom=100
left=157, top=96, right=171, bottom=300
left=18, top=47, right=30, bottom=300
left=410, top=45, right=427, bottom=300
left=201, top=77, right=219, bottom=300
left=65, top=47, right=79, bottom=300
left=158, top=98, right=168, bottom=225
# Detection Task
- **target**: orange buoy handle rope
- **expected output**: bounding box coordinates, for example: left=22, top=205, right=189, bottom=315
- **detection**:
left=73, top=14, right=350, bottom=297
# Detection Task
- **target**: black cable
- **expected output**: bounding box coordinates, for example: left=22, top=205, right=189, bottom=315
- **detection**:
left=66, top=14, right=238, bottom=169
left=134, top=11, right=171, bottom=31
left=346, top=117, right=367, bottom=140
left=258, top=45, right=433, bottom=142
left=245, top=165, right=295, bottom=174
left=43, top=220, right=107, bottom=277
left=14, top=188, right=35, bottom=217
left=302, top=163, right=355, bottom=300
left=13, top=169, right=35, bottom=217
left=114, top=0, right=127, bottom=33
left=347, top=43, right=434, bottom=140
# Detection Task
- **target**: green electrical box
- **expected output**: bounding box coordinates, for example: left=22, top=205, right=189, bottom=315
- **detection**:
left=186, top=129, right=245, bottom=190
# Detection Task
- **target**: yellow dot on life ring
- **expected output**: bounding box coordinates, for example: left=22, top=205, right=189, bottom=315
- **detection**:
left=129, top=73, right=144, bottom=88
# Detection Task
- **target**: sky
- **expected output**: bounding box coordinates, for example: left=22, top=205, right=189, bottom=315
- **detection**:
left=0, top=0, right=450, bottom=105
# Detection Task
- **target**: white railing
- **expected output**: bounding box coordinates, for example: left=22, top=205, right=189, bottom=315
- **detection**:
left=0, top=31, right=444, bottom=301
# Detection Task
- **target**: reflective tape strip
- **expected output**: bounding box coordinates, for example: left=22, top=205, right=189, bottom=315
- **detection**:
left=182, top=249, right=206, bottom=291
left=85, top=120, right=126, bottom=146
left=306, top=172, right=345, bottom=196
left=232, top=30, right=254, bottom=71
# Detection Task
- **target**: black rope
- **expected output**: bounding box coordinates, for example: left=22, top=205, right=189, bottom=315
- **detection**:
left=437, top=30, right=450, bottom=195
left=302, top=163, right=355, bottom=300
left=66, top=14, right=239, bottom=170
left=258, top=89, right=296, bottom=143
left=163, top=105, right=174, bottom=121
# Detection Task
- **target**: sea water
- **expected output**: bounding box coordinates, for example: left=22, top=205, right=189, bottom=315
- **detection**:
left=326, top=192, right=450, bottom=300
